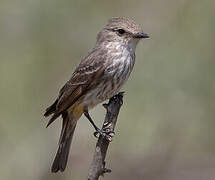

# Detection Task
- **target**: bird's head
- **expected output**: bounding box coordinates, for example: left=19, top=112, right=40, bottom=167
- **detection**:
left=96, top=17, right=149, bottom=51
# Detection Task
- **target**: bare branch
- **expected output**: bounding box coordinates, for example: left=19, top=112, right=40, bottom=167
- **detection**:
left=87, top=92, right=124, bottom=180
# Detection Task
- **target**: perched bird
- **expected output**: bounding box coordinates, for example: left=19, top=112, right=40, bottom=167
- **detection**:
left=44, top=17, right=149, bottom=173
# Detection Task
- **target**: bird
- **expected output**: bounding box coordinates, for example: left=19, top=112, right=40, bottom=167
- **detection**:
left=44, top=17, right=149, bottom=173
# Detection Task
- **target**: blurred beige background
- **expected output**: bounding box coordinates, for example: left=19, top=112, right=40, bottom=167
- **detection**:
left=1, top=0, right=215, bottom=179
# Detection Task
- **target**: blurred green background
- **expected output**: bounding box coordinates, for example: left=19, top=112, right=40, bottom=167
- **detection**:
left=1, top=0, right=215, bottom=179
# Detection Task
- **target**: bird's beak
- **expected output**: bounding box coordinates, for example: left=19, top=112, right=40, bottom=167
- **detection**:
left=133, top=32, right=149, bottom=39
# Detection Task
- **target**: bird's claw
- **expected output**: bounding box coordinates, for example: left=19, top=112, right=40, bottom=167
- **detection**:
left=93, top=128, right=115, bottom=142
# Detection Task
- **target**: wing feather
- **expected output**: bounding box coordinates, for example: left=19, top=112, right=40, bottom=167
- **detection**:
left=45, top=47, right=108, bottom=127
left=55, top=47, right=107, bottom=114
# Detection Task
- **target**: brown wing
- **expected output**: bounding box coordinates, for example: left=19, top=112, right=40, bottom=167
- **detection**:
left=45, top=47, right=107, bottom=126
left=56, top=47, right=107, bottom=112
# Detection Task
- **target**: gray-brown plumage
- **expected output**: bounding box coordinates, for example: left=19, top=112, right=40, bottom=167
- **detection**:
left=44, top=17, right=149, bottom=173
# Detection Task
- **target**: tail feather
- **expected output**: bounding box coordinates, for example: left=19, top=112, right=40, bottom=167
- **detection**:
left=51, top=112, right=77, bottom=173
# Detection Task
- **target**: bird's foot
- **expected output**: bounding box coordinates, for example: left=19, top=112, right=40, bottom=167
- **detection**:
left=94, top=124, right=115, bottom=142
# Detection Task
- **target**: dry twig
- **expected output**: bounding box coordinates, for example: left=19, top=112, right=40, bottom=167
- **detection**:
left=87, top=92, right=124, bottom=180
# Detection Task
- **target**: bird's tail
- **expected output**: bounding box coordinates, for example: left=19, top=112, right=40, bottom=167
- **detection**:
left=51, top=111, right=78, bottom=173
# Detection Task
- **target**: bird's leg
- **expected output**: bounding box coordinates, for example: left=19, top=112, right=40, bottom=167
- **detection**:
left=84, top=110, right=106, bottom=138
left=84, top=109, right=114, bottom=141
left=84, top=110, right=100, bottom=133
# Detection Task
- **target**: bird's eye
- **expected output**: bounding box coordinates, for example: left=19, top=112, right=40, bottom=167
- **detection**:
left=117, top=29, right=125, bottom=35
